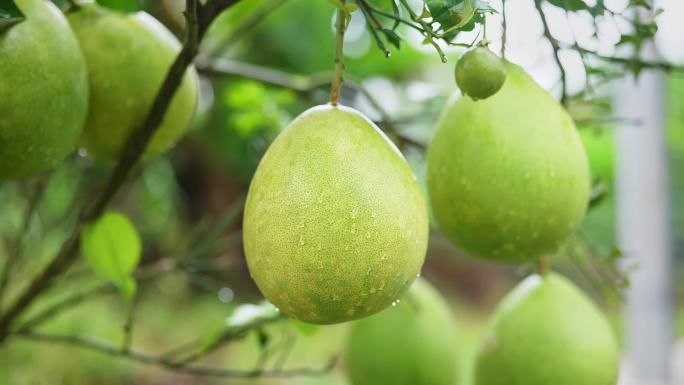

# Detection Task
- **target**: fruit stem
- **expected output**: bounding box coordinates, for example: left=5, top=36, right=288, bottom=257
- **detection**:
left=479, top=15, right=489, bottom=47
left=537, top=256, right=550, bottom=277
left=329, top=2, right=349, bottom=106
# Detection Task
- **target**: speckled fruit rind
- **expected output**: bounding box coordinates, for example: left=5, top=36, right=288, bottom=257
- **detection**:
left=475, top=273, right=619, bottom=385
left=67, top=4, right=199, bottom=161
left=0, top=0, right=88, bottom=179
left=243, top=105, right=428, bottom=324
left=455, top=46, right=506, bottom=100
left=345, top=278, right=458, bottom=385
left=427, top=62, right=590, bottom=262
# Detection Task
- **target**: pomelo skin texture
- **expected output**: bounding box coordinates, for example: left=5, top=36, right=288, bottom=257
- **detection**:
left=455, top=46, right=506, bottom=100
left=475, top=274, right=619, bottom=385
left=427, top=62, right=590, bottom=262
left=345, top=278, right=458, bottom=385
left=67, top=4, right=199, bottom=161
left=243, top=105, right=428, bottom=324
left=0, top=0, right=88, bottom=179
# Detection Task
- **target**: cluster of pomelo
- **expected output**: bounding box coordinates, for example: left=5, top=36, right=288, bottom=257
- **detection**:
left=3, top=3, right=619, bottom=384
left=0, top=0, right=198, bottom=180
left=243, top=47, right=618, bottom=384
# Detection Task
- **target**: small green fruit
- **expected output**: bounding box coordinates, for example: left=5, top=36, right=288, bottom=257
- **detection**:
left=427, top=62, right=590, bottom=262
left=455, top=46, right=506, bottom=100
left=243, top=105, right=428, bottom=324
left=475, top=273, right=619, bottom=385
left=0, top=0, right=88, bottom=179
left=67, top=4, right=199, bottom=161
left=345, top=278, right=459, bottom=385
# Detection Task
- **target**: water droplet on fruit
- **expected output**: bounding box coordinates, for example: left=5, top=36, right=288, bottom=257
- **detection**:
left=351, top=207, right=358, bottom=219
left=299, top=234, right=305, bottom=245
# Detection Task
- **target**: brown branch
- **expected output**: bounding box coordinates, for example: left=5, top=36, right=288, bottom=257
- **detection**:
left=11, top=330, right=336, bottom=378
left=0, top=0, right=242, bottom=343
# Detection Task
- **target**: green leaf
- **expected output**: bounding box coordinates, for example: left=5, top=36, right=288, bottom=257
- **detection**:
left=80, top=211, right=142, bottom=281
left=95, top=0, right=140, bottom=12
left=290, top=319, right=320, bottom=336
left=628, top=0, right=651, bottom=9
left=546, top=0, right=590, bottom=12
left=382, top=28, right=402, bottom=49
left=0, top=0, right=25, bottom=31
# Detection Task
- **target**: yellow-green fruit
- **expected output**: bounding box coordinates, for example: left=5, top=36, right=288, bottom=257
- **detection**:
left=455, top=46, right=506, bottom=100
left=475, top=274, right=619, bottom=385
left=67, top=4, right=199, bottom=161
left=345, top=278, right=458, bottom=385
left=243, top=105, right=428, bottom=324
left=0, top=0, right=88, bottom=179
left=427, top=63, right=590, bottom=262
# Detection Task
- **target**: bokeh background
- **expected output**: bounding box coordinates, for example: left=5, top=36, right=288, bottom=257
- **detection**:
left=0, top=0, right=682, bottom=384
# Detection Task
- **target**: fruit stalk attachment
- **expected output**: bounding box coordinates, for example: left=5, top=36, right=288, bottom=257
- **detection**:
left=329, top=1, right=350, bottom=106
left=537, top=256, right=550, bottom=277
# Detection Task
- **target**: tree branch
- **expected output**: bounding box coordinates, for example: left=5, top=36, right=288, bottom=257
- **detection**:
left=534, top=0, right=567, bottom=103
left=11, top=329, right=336, bottom=378
left=197, top=58, right=426, bottom=148
left=0, top=0, right=242, bottom=343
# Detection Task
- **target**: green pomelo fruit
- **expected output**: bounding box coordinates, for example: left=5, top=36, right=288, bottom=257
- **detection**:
left=455, top=46, right=506, bottom=100
left=67, top=4, right=199, bottom=161
left=427, top=62, right=590, bottom=262
left=0, top=0, right=88, bottom=179
left=243, top=105, right=428, bottom=324
left=345, top=278, right=458, bottom=385
left=475, top=273, right=619, bottom=385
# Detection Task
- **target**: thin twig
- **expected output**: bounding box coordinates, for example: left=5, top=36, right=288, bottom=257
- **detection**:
left=501, top=0, right=507, bottom=58
left=197, top=58, right=426, bottom=148
left=172, top=314, right=285, bottom=365
left=534, top=0, right=567, bottom=103
left=12, top=330, right=336, bottom=378
left=358, top=0, right=391, bottom=57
